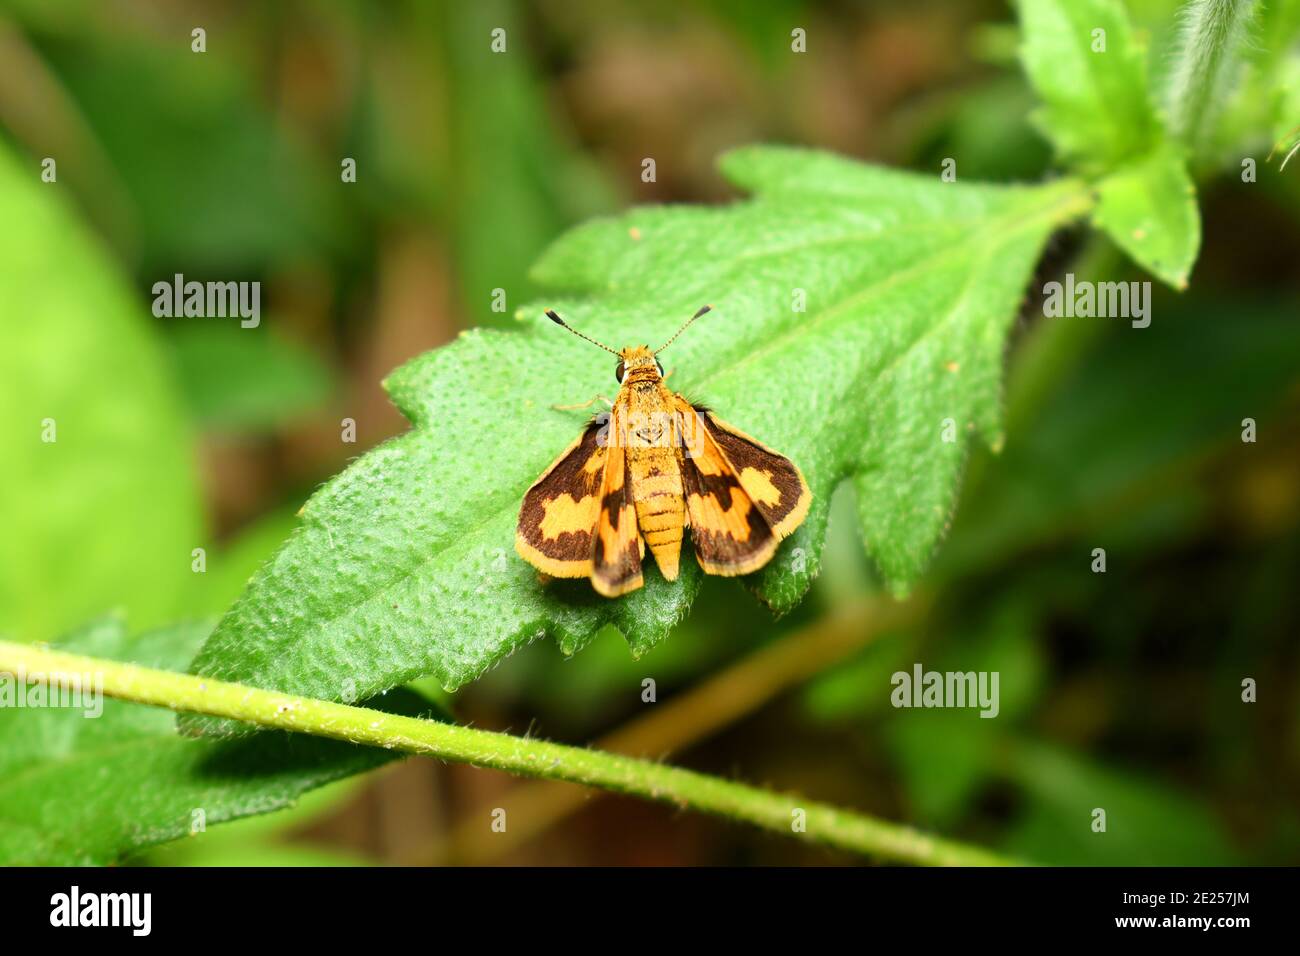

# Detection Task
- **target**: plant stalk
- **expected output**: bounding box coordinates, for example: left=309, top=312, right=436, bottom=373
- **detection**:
left=1165, top=0, right=1257, bottom=151
left=0, top=639, right=1017, bottom=866
left=436, top=596, right=922, bottom=863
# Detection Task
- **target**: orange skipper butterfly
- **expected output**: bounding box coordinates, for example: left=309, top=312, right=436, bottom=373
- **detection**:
left=516, top=306, right=811, bottom=596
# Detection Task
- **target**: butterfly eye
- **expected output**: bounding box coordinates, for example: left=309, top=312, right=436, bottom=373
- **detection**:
left=615, top=361, right=625, bottom=383
left=655, top=359, right=664, bottom=377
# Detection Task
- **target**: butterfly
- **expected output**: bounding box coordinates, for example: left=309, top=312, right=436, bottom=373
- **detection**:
left=515, top=306, right=811, bottom=597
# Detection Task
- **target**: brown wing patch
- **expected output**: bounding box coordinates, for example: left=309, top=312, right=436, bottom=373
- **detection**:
left=696, top=408, right=811, bottom=539
left=592, top=403, right=644, bottom=596
left=516, top=422, right=606, bottom=578
left=675, top=399, right=811, bottom=576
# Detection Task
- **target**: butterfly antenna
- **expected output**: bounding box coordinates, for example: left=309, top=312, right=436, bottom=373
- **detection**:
left=655, top=305, right=711, bottom=355
left=544, top=309, right=619, bottom=355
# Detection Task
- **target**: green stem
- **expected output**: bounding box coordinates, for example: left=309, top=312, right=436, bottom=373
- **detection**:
left=1165, top=0, right=1257, bottom=152
left=438, top=597, right=921, bottom=863
left=0, top=639, right=1018, bottom=866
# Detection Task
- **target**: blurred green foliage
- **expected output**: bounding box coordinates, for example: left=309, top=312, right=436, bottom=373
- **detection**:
left=0, top=144, right=203, bottom=641
left=168, top=322, right=334, bottom=433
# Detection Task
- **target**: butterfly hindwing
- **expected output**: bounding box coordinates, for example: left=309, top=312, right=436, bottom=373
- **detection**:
left=515, top=421, right=607, bottom=578
left=676, top=399, right=811, bottom=576
left=591, top=402, right=644, bottom=596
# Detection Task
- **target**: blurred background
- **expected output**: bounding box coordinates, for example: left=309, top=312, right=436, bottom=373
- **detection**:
left=0, top=0, right=1297, bottom=865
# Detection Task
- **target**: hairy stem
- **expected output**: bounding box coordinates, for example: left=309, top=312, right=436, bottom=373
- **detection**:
left=0, top=639, right=1017, bottom=866
left=436, top=596, right=922, bottom=863
left=1165, top=0, right=1257, bottom=151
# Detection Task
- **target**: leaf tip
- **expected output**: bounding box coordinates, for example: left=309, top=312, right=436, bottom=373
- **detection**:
left=886, top=579, right=914, bottom=601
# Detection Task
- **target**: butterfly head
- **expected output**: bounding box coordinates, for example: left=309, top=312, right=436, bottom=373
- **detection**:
left=615, top=346, right=662, bottom=385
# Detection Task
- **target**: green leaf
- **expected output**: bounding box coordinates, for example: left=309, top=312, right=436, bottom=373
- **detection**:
left=141, top=778, right=374, bottom=866
left=942, top=297, right=1300, bottom=570
left=886, top=711, right=999, bottom=828
left=1093, top=143, right=1201, bottom=288
left=185, top=146, right=1091, bottom=731
left=0, top=143, right=204, bottom=641
left=1002, top=740, right=1239, bottom=864
left=1016, top=0, right=1163, bottom=171
left=882, top=601, right=1045, bottom=827
left=0, top=617, right=431, bottom=865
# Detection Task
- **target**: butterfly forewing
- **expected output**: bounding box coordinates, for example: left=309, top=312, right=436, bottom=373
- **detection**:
left=515, top=421, right=607, bottom=578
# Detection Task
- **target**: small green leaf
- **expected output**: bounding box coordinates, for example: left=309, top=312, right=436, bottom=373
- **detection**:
left=185, top=146, right=1091, bottom=730
left=0, top=144, right=203, bottom=641
left=1016, top=0, right=1162, bottom=172
left=0, top=618, right=431, bottom=865
left=1093, top=143, right=1201, bottom=288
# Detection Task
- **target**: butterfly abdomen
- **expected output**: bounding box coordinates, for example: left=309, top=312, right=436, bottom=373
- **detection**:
left=630, top=454, right=685, bottom=580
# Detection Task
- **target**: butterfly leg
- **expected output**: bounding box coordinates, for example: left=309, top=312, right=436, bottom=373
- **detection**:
left=552, top=394, right=614, bottom=411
